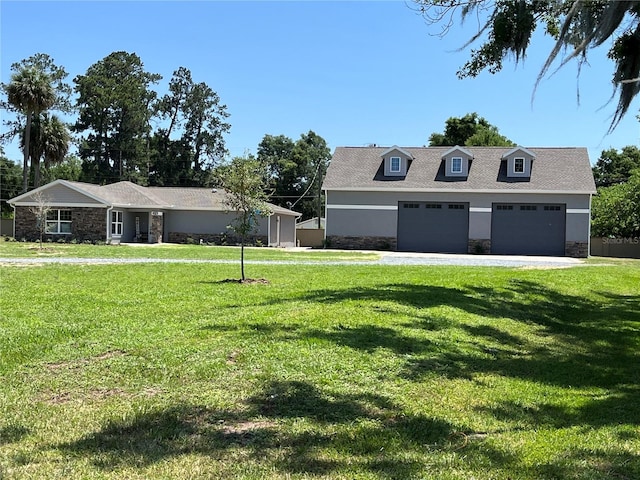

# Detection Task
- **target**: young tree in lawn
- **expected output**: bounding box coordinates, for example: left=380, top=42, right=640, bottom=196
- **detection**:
left=29, top=190, right=52, bottom=249
left=218, top=155, right=272, bottom=281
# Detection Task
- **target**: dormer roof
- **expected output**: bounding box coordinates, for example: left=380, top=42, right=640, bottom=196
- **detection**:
left=502, top=146, right=536, bottom=159
left=442, top=145, right=473, bottom=158
left=380, top=145, right=413, bottom=159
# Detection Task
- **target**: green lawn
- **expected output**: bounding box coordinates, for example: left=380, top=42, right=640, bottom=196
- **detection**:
left=1, top=256, right=639, bottom=479
left=0, top=240, right=379, bottom=262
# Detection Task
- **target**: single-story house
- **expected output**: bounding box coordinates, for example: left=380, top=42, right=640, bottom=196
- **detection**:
left=322, top=145, right=597, bottom=257
left=9, top=180, right=300, bottom=246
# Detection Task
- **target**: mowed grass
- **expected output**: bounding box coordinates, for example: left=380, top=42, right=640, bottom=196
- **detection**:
left=1, top=259, right=639, bottom=479
left=0, top=240, right=380, bottom=262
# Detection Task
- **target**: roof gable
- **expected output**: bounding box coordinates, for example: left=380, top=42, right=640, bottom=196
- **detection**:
left=9, top=180, right=108, bottom=206
left=442, top=145, right=473, bottom=158
left=502, top=146, right=536, bottom=159
left=380, top=145, right=413, bottom=159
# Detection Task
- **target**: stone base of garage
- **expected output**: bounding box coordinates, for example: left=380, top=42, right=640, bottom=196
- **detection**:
left=327, top=235, right=396, bottom=251
left=468, top=239, right=491, bottom=254
left=565, top=241, right=589, bottom=258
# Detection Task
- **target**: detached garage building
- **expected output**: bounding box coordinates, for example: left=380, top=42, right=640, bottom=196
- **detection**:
left=323, top=146, right=596, bottom=257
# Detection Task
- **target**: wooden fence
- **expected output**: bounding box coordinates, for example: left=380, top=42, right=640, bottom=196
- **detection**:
left=590, top=237, right=640, bottom=259
left=296, top=229, right=324, bottom=247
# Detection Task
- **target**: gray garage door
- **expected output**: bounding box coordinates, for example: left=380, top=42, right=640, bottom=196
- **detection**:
left=491, top=203, right=566, bottom=256
left=397, top=202, right=469, bottom=253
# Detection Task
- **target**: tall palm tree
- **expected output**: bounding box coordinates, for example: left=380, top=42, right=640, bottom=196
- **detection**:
left=6, top=67, right=56, bottom=192
left=21, top=113, right=71, bottom=187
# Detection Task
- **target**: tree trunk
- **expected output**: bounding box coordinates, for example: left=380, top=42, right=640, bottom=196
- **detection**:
left=34, top=158, right=41, bottom=188
left=240, top=234, right=245, bottom=281
left=22, top=113, right=32, bottom=193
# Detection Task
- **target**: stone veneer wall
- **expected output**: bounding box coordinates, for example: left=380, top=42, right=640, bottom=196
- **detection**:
left=169, top=231, right=268, bottom=246
left=327, top=235, right=396, bottom=251
left=14, top=206, right=106, bottom=242
left=565, top=241, right=589, bottom=258
left=468, top=239, right=491, bottom=254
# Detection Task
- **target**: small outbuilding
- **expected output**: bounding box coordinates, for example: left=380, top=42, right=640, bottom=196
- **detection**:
left=9, top=180, right=300, bottom=246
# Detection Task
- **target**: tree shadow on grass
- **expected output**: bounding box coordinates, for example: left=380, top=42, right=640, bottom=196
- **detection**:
left=56, top=380, right=458, bottom=478
left=534, top=448, right=640, bottom=479
left=293, top=280, right=640, bottom=432
left=0, top=425, right=30, bottom=446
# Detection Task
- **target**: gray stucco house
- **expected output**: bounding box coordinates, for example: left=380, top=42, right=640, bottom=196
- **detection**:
left=322, top=145, right=596, bottom=257
left=9, top=180, right=300, bottom=246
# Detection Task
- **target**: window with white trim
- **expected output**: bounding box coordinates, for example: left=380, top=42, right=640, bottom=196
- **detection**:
left=46, top=210, right=72, bottom=234
left=451, top=157, right=462, bottom=173
left=111, top=210, right=123, bottom=236
left=514, top=157, right=525, bottom=173
left=390, top=156, right=401, bottom=173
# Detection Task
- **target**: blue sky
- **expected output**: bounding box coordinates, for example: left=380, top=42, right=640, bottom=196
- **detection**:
left=1, top=1, right=639, bottom=165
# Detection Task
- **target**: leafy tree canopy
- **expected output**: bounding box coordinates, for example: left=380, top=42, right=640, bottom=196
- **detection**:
left=592, top=145, right=640, bottom=187
left=413, top=0, right=640, bottom=130
left=74, top=51, right=162, bottom=185
left=429, top=112, right=515, bottom=146
left=257, top=130, right=331, bottom=220
left=591, top=169, right=640, bottom=237
left=4, top=64, right=57, bottom=192
left=7, top=53, right=73, bottom=113
left=150, top=67, right=230, bottom=187
left=2, top=51, right=232, bottom=190
left=20, top=113, right=71, bottom=187
left=42, top=155, right=82, bottom=184
left=0, top=152, right=22, bottom=216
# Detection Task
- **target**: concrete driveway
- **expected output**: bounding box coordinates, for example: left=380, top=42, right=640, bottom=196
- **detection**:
left=375, top=251, right=584, bottom=267
left=0, top=248, right=585, bottom=268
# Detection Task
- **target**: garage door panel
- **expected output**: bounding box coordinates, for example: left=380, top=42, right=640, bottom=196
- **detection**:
left=397, top=202, right=469, bottom=253
left=492, top=203, right=565, bottom=255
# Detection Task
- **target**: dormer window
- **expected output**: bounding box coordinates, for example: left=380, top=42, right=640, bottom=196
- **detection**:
left=381, top=146, right=413, bottom=177
left=502, top=147, right=535, bottom=178
left=451, top=157, right=463, bottom=174
left=514, top=158, right=525, bottom=173
left=441, top=146, right=473, bottom=178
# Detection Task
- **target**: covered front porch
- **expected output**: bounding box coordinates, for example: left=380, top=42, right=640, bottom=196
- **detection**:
left=109, top=209, right=164, bottom=244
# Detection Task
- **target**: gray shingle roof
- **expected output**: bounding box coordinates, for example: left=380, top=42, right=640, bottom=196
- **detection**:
left=63, top=181, right=299, bottom=215
left=323, top=146, right=596, bottom=193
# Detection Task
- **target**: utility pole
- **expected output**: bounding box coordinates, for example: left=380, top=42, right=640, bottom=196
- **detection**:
left=316, top=161, right=322, bottom=229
